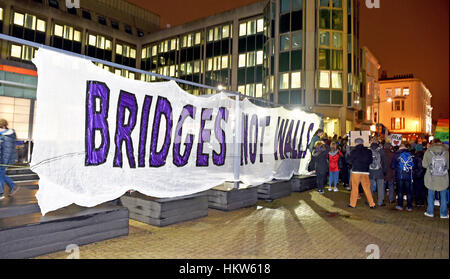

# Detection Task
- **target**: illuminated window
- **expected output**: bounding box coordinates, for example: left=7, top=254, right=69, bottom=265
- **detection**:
left=247, top=20, right=256, bottom=35
left=54, top=24, right=63, bottom=37
left=247, top=52, right=255, bottom=67
left=195, top=32, right=202, bottom=44
left=207, top=58, right=213, bottom=71
left=152, top=45, right=157, bottom=56
left=386, top=88, right=392, bottom=97
left=239, top=23, right=247, bottom=36
left=291, top=72, right=301, bottom=88
left=13, top=12, right=25, bottom=26
left=208, top=29, right=214, bottom=42
left=394, top=88, right=401, bottom=96
left=319, top=71, right=330, bottom=88
left=331, top=72, right=342, bottom=89
left=256, top=50, right=263, bottom=65
left=257, top=18, right=264, bottom=33
left=403, top=87, right=410, bottom=96
left=320, top=31, right=330, bottom=46
left=36, top=19, right=46, bottom=32
left=238, top=54, right=246, bottom=68
left=221, top=55, right=228, bottom=68
left=280, top=73, right=289, bottom=89
left=63, top=25, right=73, bottom=40
left=0, top=7, right=3, bottom=21
left=256, top=84, right=263, bottom=98
left=238, top=85, right=246, bottom=94
left=10, top=44, right=22, bottom=58
left=332, top=32, right=342, bottom=48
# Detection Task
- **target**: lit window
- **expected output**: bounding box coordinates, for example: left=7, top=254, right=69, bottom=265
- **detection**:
left=74, top=30, right=81, bottom=42
left=394, top=88, right=401, bottom=96
left=141, top=49, right=147, bottom=59
left=54, top=24, right=63, bottom=37
left=171, top=38, right=177, bottom=50
left=256, top=84, right=263, bottom=98
left=170, top=65, right=176, bottom=76
left=208, top=29, right=214, bottom=42
left=238, top=86, right=246, bottom=94
left=331, top=72, right=342, bottom=89
left=320, top=31, right=330, bottom=47
left=105, top=39, right=112, bottom=50
left=36, top=19, right=46, bottom=32
left=214, top=56, right=221, bottom=70
left=220, top=26, right=229, bottom=39
left=180, top=63, right=186, bottom=74
left=10, top=44, right=22, bottom=58
left=247, top=20, right=256, bottom=35
left=332, top=32, right=342, bottom=48
left=257, top=18, right=264, bottom=33
left=63, top=25, right=73, bottom=40
left=193, top=61, right=200, bottom=73
left=403, top=87, right=409, bottom=96
left=239, top=23, right=247, bottom=36
left=130, top=48, right=136, bottom=59
left=207, top=58, right=213, bottom=71
left=280, top=73, right=289, bottom=89
left=238, top=54, right=246, bottom=68
left=247, top=52, right=255, bottom=67
left=128, top=72, right=135, bottom=80
left=152, top=45, right=157, bottom=56
left=246, top=84, right=255, bottom=96
left=195, top=32, right=201, bottom=44
left=116, top=44, right=123, bottom=55
left=22, top=45, right=35, bottom=60
left=0, top=8, right=3, bottom=21
left=24, top=14, right=36, bottom=29
left=291, top=72, right=301, bottom=88
left=88, top=34, right=96, bottom=46
left=97, top=36, right=105, bottom=49
left=221, top=55, right=228, bottom=68
left=214, top=27, right=220, bottom=41
left=319, top=71, right=330, bottom=88
left=14, top=12, right=25, bottom=26
left=256, top=50, right=263, bottom=65
left=187, top=63, right=193, bottom=74
left=386, top=88, right=392, bottom=97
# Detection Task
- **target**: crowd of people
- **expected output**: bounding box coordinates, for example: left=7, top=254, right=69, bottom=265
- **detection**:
left=308, top=129, right=449, bottom=219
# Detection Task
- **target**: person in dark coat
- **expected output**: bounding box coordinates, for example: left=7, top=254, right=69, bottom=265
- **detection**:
left=347, top=138, right=376, bottom=208
left=413, top=144, right=426, bottom=206
left=0, top=119, right=19, bottom=200
left=391, top=144, right=414, bottom=211
left=312, top=142, right=328, bottom=194
left=308, top=129, right=324, bottom=153
left=369, top=140, right=387, bottom=206
left=383, top=143, right=396, bottom=204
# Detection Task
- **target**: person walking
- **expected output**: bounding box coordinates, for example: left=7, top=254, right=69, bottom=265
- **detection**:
left=391, top=144, right=414, bottom=211
left=413, top=144, right=426, bottom=207
left=327, top=142, right=343, bottom=192
left=423, top=139, right=449, bottom=219
left=0, top=119, right=19, bottom=200
left=347, top=138, right=376, bottom=209
left=384, top=142, right=396, bottom=204
left=312, top=142, right=329, bottom=194
left=369, top=140, right=387, bottom=206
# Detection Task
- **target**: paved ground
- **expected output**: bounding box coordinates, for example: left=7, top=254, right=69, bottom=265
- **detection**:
left=36, top=188, right=449, bottom=259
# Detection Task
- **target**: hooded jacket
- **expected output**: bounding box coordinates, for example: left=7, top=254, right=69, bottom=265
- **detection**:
left=312, top=146, right=329, bottom=174
left=0, top=129, right=18, bottom=166
left=422, top=143, right=449, bottom=191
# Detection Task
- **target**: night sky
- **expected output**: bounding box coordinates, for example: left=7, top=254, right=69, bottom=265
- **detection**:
left=129, top=0, right=449, bottom=122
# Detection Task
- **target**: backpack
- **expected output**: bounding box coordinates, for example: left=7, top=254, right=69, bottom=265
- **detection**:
left=429, top=151, right=448, bottom=177
left=369, top=148, right=382, bottom=170
left=398, top=151, right=414, bottom=180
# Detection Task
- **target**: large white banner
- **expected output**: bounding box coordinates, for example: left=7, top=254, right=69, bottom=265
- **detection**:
left=31, top=49, right=321, bottom=215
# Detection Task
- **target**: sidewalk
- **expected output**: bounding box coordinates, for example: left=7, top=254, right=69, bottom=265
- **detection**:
left=36, top=189, right=449, bottom=259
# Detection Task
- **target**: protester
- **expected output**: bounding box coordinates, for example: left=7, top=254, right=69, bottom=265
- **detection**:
left=327, top=142, right=343, bottom=192
left=391, top=144, right=414, bottom=211
left=0, top=119, right=19, bottom=200
left=413, top=144, right=426, bottom=207
left=341, top=139, right=351, bottom=190
left=369, top=140, right=387, bottom=206
left=312, top=142, right=329, bottom=194
left=347, top=138, right=376, bottom=208
left=384, top=142, right=396, bottom=204
left=308, top=129, right=324, bottom=153
left=423, top=139, right=449, bottom=219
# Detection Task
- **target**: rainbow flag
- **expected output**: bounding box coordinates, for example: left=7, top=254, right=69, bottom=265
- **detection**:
left=435, top=119, right=449, bottom=144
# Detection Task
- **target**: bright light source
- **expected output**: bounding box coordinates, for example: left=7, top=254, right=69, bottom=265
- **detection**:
left=217, top=84, right=224, bottom=91
left=387, top=98, right=392, bottom=103
left=370, top=125, right=376, bottom=132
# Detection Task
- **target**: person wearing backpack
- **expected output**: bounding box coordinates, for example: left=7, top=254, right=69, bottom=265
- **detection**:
left=384, top=142, right=396, bottom=204
left=369, top=140, right=387, bottom=206
left=423, top=139, right=449, bottom=219
left=327, top=142, right=343, bottom=192
left=391, top=144, right=414, bottom=211
left=0, top=119, right=20, bottom=200
left=413, top=144, right=426, bottom=207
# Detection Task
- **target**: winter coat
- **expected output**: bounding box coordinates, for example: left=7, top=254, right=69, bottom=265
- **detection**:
left=384, top=147, right=395, bottom=182
left=0, top=129, right=18, bottom=166
left=308, top=135, right=321, bottom=153
left=391, top=149, right=414, bottom=181
left=369, top=143, right=386, bottom=180
left=413, top=151, right=425, bottom=179
left=327, top=150, right=343, bottom=172
left=313, top=147, right=329, bottom=175
left=348, top=144, right=373, bottom=174
left=422, top=143, right=449, bottom=191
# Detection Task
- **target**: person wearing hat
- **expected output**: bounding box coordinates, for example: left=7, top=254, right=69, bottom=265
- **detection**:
left=413, top=144, right=426, bottom=206
left=347, top=137, right=376, bottom=208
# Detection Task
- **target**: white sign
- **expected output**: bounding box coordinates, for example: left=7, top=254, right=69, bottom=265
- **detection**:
left=391, top=134, right=402, bottom=146
left=30, top=49, right=321, bottom=215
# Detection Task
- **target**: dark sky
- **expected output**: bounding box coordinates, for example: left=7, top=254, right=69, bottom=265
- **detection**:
left=129, top=0, right=449, bottom=121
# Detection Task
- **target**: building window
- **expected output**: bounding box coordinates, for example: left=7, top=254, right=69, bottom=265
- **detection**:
left=403, top=87, right=410, bottom=96
left=111, top=20, right=119, bottom=30
left=82, top=10, right=91, bottom=20
left=9, top=44, right=36, bottom=62
left=392, top=100, right=405, bottom=111
left=391, top=117, right=405, bottom=130
left=125, top=25, right=132, bottom=34
left=386, top=88, right=392, bottom=97
left=52, top=23, right=82, bottom=53
left=11, top=12, right=46, bottom=44
left=49, top=0, right=59, bottom=9
left=98, top=16, right=107, bottom=26
left=85, top=33, right=112, bottom=61
left=67, top=7, right=77, bottom=15
left=394, top=88, right=401, bottom=96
